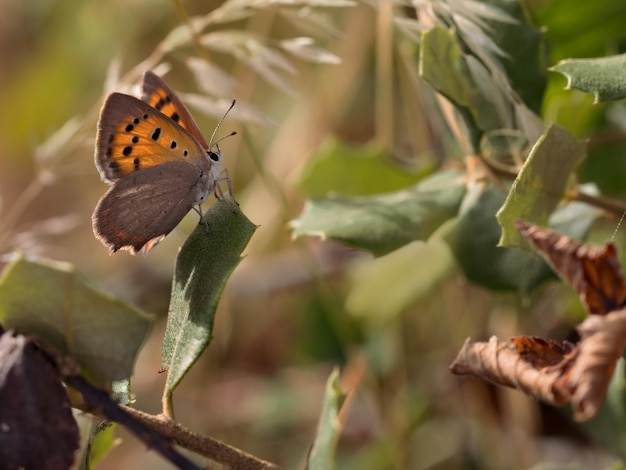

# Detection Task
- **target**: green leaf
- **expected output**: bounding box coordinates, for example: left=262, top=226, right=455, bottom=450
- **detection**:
left=548, top=184, right=599, bottom=241
left=420, top=25, right=508, bottom=151
left=496, top=125, right=587, bottom=248
left=443, top=185, right=554, bottom=293
left=419, top=1, right=546, bottom=149
left=110, top=378, right=133, bottom=405
left=581, top=143, right=626, bottom=196
left=535, top=1, right=626, bottom=61
left=78, top=379, right=129, bottom=469
left=162, top=198, right=256, bottom=399
left=307, top=367, right=348, bottom=470
left=345, top=237, right=455, bottom=321
left=298, top=139, right=428, bottom=197
left=0, top=253, right=151, bottom=387
left=444, top=180, right=598, bottom=294
left=291, top=170, right=465, bottom=257
left=80, top=420, right=118, bottom=470
left=551, top=53, right=626, bottom=102
left=481, top=0, right=547, bottom=114
left=419, top=26, right=471, bottom=107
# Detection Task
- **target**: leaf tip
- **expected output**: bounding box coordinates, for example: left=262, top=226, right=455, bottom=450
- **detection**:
left=449, top=337, right=473, bottom=374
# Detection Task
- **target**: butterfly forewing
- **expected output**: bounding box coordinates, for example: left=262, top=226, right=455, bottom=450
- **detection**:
left=141, top=71, right=209, bottom=149
left=95, top=93, right=207, bottom=182
left=92, top=161, right=201, bottom=254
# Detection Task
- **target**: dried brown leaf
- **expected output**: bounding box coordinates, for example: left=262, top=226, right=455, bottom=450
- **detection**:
left=451, top=309, right=626, bottom=421
left=452, top=224, right=626, bottom=421
left=0, top=330, right=80, bottom=469
left=511, top=335, right=576, bottom=368
left=564, top=308, right=626, bottom=421
left=450, top=336, right=569, bottom=404
left=516, top=220, right=626, bottom=315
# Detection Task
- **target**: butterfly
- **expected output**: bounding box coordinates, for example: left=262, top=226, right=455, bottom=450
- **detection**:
left=92, top=71, right=235, bottom=254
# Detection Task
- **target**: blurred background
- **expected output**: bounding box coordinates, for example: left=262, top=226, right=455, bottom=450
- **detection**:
left=2, top=0, right=626, bottom=468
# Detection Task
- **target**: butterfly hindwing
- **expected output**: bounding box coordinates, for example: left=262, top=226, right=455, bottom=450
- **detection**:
left=95, top=93, right=207, bottom=182
left=92, top=161, right=202, bottom=254
left=141, top=71, right=209, bottom=149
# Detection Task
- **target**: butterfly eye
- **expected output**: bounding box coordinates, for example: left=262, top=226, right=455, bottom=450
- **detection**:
left=208, top=151, right=220, bottom=162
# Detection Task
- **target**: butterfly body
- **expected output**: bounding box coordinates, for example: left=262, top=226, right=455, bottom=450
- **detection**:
left=92, top=71, right=227, bottom=254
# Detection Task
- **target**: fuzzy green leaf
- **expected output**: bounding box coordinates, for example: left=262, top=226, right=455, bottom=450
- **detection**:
left=419, top=0, right=546, bottom=150
left=0, top=253, right=151, bottom=387
left=298, top=139, right=428, bottom=197
left=291, top=171, right=465, bottom=257
left=81, top=420, right=118, bottom=470
left=444, top=186, right=553, bottom=293
left=497, top=125, right=587, bottom=248
left=162, top=198, right=256, bottom=398
left=419, top=26, right=471, bottom=107
left=420, top=25, right=508, bottom=150
left=307, top=368, right=347, bottom=470
left=481, top=0, right=547, bottom=114
left=551, top=54, right=626, bottom=102
left=444, top=183, right=596, bottom=293
left=346, top=238, right=455, bottom=320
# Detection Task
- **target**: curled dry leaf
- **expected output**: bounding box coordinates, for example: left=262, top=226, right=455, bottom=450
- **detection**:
left=568, top=308, right=626, bottom=421
left=451, top=222, right=626, bottom=421
left=450, top=336, right=570, bottom=404
left=0, top=330, right=80, bottom=469
left=511, top=335, right=576, bottom=368
left=516, top=220, right=626, bottom=315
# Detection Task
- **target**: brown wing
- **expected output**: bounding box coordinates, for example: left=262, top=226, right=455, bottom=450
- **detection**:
left=95, top=93, right=207, bottom=183
left=92, top=161, right=202, bottom=254
left=141, top=71, right=209, bottom=149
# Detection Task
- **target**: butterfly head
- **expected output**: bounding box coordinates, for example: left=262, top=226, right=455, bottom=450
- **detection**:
left=207, top=143, right=224, bottom=179
left=191, top=142, right=224, bottom=205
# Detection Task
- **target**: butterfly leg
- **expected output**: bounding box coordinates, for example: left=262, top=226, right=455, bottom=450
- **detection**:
left=193, top=205, right=211, bottom=233
left=214, top=168, right=239, bottom=210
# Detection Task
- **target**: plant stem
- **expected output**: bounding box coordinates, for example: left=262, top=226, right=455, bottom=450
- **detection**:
left=122, top=407, right=283, bottom=470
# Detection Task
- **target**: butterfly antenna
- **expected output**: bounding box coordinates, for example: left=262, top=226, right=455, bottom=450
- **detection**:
left=209, top=99, right=236, bottom=149
left=214, top=131, right=237, bottom=147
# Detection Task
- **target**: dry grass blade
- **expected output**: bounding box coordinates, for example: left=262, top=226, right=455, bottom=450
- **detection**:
left=186, top=57, right=236, bottom=97
left=279, top=37, right=341, bottom=64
